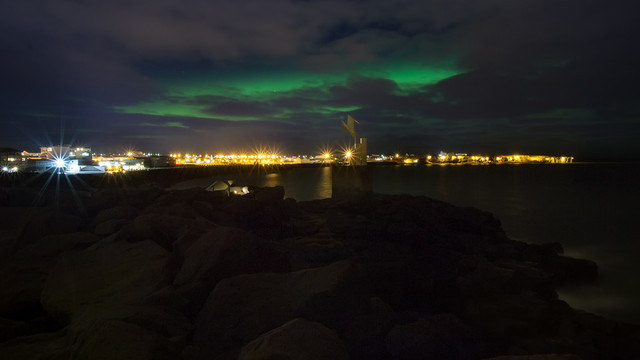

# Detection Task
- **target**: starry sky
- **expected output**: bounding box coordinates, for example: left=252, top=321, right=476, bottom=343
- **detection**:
left=1, top=0, right=639, bottom=159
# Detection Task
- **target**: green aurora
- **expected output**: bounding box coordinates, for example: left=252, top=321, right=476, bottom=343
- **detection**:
left=112, top=62, right=464, bottom=121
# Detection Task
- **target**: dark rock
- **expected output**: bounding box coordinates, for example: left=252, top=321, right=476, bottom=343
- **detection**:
left=536, top=256, right=598, bottom=285
left=288, top=238, right=347, bottom=268
left=0, top=331, right=70, bottom=360
left=192, top=260, right=368, bottom=358
left=342, top=297, right=397, bottom=360
left=0, top=188, right=39, bottom=207
left=172, top=218, right=217, bottom=257
left=0, top=317, right=29, bottom=341
left=86, top=189, right=149, bottom=215
left=143, top=201, right=200, bottom=219
left=463, top=293, right=557, bottom=340
left=41, top=240, right=190, bottom=342
left=15, top=211, right=83, bottom=251
left=191, top=200, right=214, bottom=218
left=71, top=319, right=180, bottom=360
left=93, top=205, right=140, bottom=225
left=0, top=188, right=633, bottom=360
left=174, top=226, right=290, bottom=315
left=94, top=218, right=130, bottom=236
left=41, top=240, right=170, bottom=320
left=0, top=232, right=97, bottom=318
left=0, top=206, right=30, bottom=257
left=385, top=313, right=484, bottom=360
left=0, top=316, right=56, bottom=342
left=619, top=331, right=640, bottom=359
left=106, top=214, right=210, bottom=251
left=156, top=189, right=211, bottom=205
left=254, top=186, right=285, bottom=203
left=239, top=318, right=349, bottom=360
left=215, top=197, right=291, bottom=239
left=285, top=216, right=322, bottom=237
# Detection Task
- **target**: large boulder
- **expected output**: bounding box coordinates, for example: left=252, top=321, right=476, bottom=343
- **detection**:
left=0, top=232, right=98, bottom=318
left=239, top=318, right=349, bottom=360
left=385, top=314, right=483, bottom=360
left=70, top=319, right=180, bottom=360
left=41, top=240, right=190, bottom=341
left=105, top=214, right=211, bottom=251
left=192, top=260, right=367, bottom=358
left=0, top=331, right=70, bottom=360
left=287, top=236, right=347, bottom=269
left=536, top=256, right=598, bottom=285
left=254, top=186, right=285, bottom=204
left=173, top=227, right=289, bottom=315
left=0, top=188, right=39, bottom=207
left=94, top=218, right=130, bottom=236
left=0, top=206, right=30, bottom=253
left=15, top=211, right=83, bottom=251
left=342, top=296, right=397, bottom=360
left=222, top=197, right=290, bottom=238
left=142, top=201, right=200, bottom=219
left=93, top=205, right=140, bottom=226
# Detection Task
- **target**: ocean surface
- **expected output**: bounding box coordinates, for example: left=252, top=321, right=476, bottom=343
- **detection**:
left=182, top=163, right=640, bottom=324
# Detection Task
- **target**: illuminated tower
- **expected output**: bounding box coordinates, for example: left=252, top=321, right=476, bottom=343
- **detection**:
left=341, top=114, right=367, bottom=166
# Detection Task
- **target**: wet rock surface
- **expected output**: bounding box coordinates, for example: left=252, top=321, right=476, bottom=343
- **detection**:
left=0, top=186, right=638, bottom=360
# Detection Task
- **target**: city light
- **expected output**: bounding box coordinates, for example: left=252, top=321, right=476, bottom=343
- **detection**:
left=2, top=144, right=576, bottom=175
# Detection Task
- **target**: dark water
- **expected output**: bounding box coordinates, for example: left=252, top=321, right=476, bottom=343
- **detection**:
left=181, top=163, right=640, bottom=324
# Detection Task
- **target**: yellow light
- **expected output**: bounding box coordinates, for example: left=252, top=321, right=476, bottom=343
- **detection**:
left=324, top=153, right=330, bottom=159
left=346, top=151, right=351, bottom=158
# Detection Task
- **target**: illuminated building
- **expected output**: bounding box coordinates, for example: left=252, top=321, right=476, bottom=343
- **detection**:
left=0, top=147, right=21, bottom=163
left=40, top=145, right=93, bottom=164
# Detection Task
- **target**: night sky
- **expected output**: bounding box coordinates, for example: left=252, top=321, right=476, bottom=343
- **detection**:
left=1, top=0, right=639, bottom=159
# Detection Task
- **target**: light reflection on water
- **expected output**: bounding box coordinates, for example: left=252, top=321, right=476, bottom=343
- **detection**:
left=236, top=166, right=333, bottom=201
left=262, top=173, right=281, bottom=188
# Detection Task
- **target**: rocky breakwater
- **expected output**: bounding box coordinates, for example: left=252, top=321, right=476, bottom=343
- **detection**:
left=0, top=185, right=638, bottom=360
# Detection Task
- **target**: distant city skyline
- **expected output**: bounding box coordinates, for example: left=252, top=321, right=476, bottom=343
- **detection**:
left=2, top=1, right=639, bottom=160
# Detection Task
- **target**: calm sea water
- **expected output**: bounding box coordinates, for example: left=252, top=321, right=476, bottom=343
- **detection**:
left=189, top=163, right=640, bottom=324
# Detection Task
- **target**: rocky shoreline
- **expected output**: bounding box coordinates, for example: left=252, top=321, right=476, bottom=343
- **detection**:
left=0, top=185, right=638, bottom=359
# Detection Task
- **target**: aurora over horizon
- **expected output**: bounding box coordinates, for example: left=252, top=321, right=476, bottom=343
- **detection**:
left=1, top=0, right=639, bottom=159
